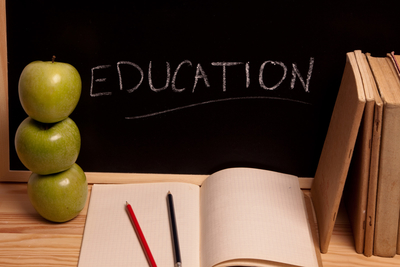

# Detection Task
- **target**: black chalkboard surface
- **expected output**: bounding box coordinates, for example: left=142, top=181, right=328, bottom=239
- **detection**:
left=6, top=1, right=400, bottom=177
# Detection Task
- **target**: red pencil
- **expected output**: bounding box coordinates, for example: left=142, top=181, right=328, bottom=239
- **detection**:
left=126, top=201, right=157, bottom=267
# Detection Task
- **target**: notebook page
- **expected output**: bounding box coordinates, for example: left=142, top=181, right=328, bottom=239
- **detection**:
left=78, top=182, right=200, bottom=267
left=200, top=168, right=318, bottom=267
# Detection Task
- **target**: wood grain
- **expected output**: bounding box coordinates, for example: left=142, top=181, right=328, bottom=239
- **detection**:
left=320, top=204, right=400, bottom=266
left=0, top=233, right=82, bottom=267
left=0, top=183, right=90, bottom=235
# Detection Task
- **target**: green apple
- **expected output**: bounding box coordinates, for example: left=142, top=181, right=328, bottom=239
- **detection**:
left=15, top=117, right=81, bottom=175
left=18, top=59, right=81, bottom=123
left=27, top=163, right=88, bottom=222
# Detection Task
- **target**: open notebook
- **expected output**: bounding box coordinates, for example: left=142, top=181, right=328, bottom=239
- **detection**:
left=78, top=168, right=320, bottom=267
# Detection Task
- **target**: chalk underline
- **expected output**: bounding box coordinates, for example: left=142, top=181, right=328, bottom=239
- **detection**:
left=125, top=96, right=312, bottom=119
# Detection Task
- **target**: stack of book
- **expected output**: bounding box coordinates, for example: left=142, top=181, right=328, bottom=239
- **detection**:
left=343, top=50, right=400, bottom=257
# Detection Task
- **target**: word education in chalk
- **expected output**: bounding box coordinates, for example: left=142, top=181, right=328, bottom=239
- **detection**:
left=89, top=58, right=315, bottom=119
left=91, top=58, right=315, bottom=96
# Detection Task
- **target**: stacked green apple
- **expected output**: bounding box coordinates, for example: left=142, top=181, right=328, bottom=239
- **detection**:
left=15, top=57, right=88, bottom=223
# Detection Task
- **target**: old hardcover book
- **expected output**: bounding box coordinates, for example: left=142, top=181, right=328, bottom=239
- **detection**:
left=366, top=53, right=400, bottom=257
left=311, top=52, right=366, bottom=253
left=362, top=52, right=383, bottom=257
left=343, top=50, right=376, bottom=255
left=387, top=52, right=400, bottom=255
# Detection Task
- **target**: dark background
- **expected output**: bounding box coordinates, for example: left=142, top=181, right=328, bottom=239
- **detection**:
left=6, top=1, right=400, bottom=177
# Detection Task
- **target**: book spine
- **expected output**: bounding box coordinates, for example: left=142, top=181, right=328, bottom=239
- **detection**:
left=387, top=54, right=400, bottom=256
left=363, top=102, right=382, bottom=257
left=373, top=103, right=400, bottom=257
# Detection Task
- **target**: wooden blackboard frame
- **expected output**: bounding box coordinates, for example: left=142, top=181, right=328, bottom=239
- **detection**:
left=0, top=0, right=313, bottom=187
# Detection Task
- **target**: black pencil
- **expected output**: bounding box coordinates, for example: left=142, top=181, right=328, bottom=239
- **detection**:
left=167, top=191, right=182, bottom=267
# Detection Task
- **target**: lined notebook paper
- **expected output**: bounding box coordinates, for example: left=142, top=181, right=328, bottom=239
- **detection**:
left=78, top=182, right=200, bottom=267
left=200, top=168, right=318, bottom=267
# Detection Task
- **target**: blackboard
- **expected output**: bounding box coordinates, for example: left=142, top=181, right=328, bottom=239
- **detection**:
left=6, top=1, right=400, bottom=177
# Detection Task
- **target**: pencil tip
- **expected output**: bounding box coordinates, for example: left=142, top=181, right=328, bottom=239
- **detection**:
left=168, top=191, right=171, bottom=194
left=126, top=201, right=129, bottom=205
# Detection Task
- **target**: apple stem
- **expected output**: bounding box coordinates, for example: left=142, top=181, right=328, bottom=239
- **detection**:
left=52, top=55, right=56, bottom=63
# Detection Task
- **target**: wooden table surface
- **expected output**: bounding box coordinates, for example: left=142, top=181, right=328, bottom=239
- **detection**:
left=1, top=182, right=400, bottom=267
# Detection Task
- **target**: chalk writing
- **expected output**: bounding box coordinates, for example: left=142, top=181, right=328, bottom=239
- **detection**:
left=291, top=57, right=314, bottom=92
left=149, top=61, right=171, bottom=92
left=91, top=58, right=314, bottom=96
left=90, top=58, right=315, bottom=119
left=117, top=61, right=143, bottom=93
left=125, top=96, right=312, bottom=120
left=193, top=63, right=210, bottom=92
left=259, top=61, right=287, bottom=90
left=90, top=65, right=112, bottom=97
left=172, top=60, right=192, bottom=92
left=211, top=62, right=243, bottom=91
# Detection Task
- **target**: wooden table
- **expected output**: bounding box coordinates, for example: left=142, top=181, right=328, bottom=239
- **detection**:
left=1, top=182, right=400, bottom=267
